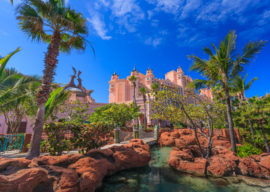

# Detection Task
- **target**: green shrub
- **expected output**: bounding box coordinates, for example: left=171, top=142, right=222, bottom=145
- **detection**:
left=43, top=122, right=74, bottom=155
left=237, top=143, right=262, bottom=158
left=78, top=122, right=113, bottom=154
left=42, top=121, right=113, bottom=155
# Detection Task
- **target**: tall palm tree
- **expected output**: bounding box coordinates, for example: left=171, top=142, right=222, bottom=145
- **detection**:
left=139, top=87, right=147, bottom=129
left=189, top=31, right=266, bottom=153
left=129, top=75, right=138, bottom=137
left=17, top=0, right=88, bottom=158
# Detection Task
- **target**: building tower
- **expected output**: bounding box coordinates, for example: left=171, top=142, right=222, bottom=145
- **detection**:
left=109, top=72, right=119, bottom=103
left=145, top=67, right=154, bottom=88
left=177, top=66, right=185, bottom=88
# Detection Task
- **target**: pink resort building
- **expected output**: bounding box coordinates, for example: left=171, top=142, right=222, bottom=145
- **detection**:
left=109, top=67, right=212, bottom=127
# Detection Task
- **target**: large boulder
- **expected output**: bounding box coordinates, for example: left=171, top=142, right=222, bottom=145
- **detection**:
left=0, top=168, right=50, bottom=192
left=207, top=149, right=239, bottom=177
left=0, top=139, right=151, bottom=192
left=168, top=147, right=207, bottom=176
left=239, top=155, right=270, bottom=179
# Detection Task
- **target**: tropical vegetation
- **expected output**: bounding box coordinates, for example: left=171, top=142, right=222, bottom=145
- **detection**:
left=16, top=0, right=89, bottom=158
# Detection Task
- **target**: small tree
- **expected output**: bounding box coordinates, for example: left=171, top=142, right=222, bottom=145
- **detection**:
left=150, top=85, right=224, bottom=158
left=89, top=103, right=140, bottom=128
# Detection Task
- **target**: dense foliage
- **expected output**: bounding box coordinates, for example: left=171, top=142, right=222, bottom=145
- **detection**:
left=42, top=121, right=112, bottom=155
left=237, top=143, right=263, bottom=158
left=89, top=103, right=141, bottom=127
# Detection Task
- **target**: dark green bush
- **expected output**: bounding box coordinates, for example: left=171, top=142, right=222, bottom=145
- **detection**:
left=237, top=143, right=262, bottom=158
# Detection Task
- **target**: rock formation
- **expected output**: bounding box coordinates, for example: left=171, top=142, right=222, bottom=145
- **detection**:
left=0, top=139, right=150, bottom=192
left=160, top=129, right=270, bottom=180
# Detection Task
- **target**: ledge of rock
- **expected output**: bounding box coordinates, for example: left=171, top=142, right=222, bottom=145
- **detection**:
left=0, top=139, right=150, bottom=192
left=162, top=129, right=270, bottom=180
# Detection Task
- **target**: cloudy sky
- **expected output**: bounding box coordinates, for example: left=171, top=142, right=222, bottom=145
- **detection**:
left=0, top=0, right=270, bottom=102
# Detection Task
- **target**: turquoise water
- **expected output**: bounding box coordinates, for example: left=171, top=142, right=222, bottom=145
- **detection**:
left=97, top=146, right=270, bottom=192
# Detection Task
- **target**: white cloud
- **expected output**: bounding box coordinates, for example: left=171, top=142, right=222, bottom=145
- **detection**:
left=111, top=0, right=145, bottom=32
left=146, top=0, right=182, bottom=14
left=180, top=0, right=201, bottom=19
left=87, top=14, right=112, bottom=40
left=145, top=37, right=162, bottom=47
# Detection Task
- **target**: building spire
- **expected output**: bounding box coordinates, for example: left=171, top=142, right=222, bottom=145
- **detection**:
left=132, top=65, right=137, bottom=72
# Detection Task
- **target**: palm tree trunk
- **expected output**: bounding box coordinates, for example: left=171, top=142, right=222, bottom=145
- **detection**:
left=27, top=31, right=61, bottom=159
left=133, top=83, right=137, bottom=107
left=261, top=122, right=270, bottom=153
left=224, top=86, right=237, bottom=153
left=143, top=96, right=147, bottom=130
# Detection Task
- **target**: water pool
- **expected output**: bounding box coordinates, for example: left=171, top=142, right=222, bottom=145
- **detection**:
left=97, top=146, right=270, bottom=192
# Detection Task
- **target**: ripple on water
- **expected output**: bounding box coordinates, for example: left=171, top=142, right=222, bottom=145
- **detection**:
left=97, top=146, right=270, bottom=192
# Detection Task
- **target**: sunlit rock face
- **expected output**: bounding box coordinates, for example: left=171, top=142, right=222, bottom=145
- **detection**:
left=0, top=139, right=150, bottom=192
left=160, top=129, right=270, bottom=179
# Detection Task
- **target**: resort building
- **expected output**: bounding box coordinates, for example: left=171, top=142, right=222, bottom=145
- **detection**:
left=109, top=67, right=212, bottom=127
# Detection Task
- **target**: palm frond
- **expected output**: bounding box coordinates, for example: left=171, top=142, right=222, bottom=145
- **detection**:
left=0, top=48, right=20, bottom=75
left=245, top=77, right=258, bottom=90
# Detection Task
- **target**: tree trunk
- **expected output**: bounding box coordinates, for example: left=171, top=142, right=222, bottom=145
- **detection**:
left=133, top=83, right=137, bottom=107
left=132, top=82, right=138, bottom=134
left=224, top=86, right=237, bottom=153
left=27, top=31, right=61, bottom=159
left=248, top=118, right=255, bottom=145
left=143, top=95, right=147, bottom=130
left=261, top=122, right=270, bottom=153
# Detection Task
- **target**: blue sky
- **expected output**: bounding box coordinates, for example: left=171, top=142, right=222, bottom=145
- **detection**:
left=0, top=0, right=270, bottom=103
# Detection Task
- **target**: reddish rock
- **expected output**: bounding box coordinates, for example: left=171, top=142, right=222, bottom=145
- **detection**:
left=212, top=136, right=231, bottom=148
left=168, top=147, right=207, bottom=176
left=239, top=156, right=270, bottom=179
left=32, top=154, right=83, bottom=167
left=259, top=153, right=270, bottom=170
left=207, top=153, right=239, bottom=177
left=178, top=129, right=193, bottom=135
left=0, top=168, right=50, bottom=192
left=0, top=158, right=31, bottom=170
left=0, top=139, right=151, bottom=192
left=159, top=132, right=176, bottom=146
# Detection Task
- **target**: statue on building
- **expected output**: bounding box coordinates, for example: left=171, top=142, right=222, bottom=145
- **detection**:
left=64, top=67, right=95, bottom=103
left=64, top=67, right=77, bottom=89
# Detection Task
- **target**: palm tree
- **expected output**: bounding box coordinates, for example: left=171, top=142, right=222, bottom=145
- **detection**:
left=189, top=31, right=266, bottom=153
left=151, top=82, right=159, bottom=95
left=232, top=74, right=258, bottom=102
left=139, top=87, right=147, bottom=129
left=232, top=74, right=258, bottom=143
left=129, top=75, right=137, bottom=107
left=17, top=0, right=88, bottom=158
left=0, top=48, right=41, bottom=134
left=129, top=75, right=139, bottom=137
left=0, top=48, right=25, bottom=109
